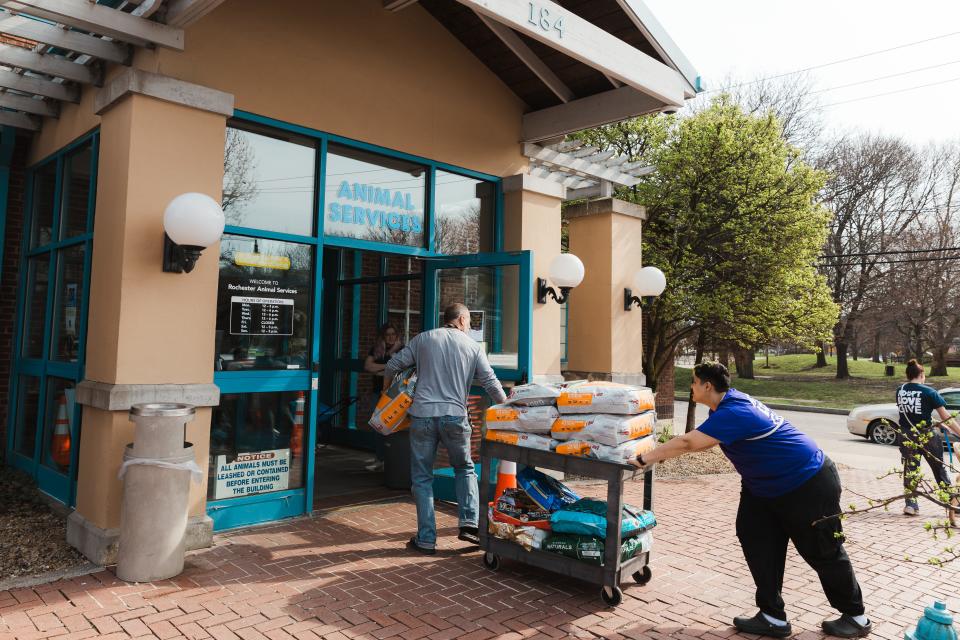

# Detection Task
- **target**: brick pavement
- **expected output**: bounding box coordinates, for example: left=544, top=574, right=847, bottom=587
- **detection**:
left=1, top=469, right=957, bottom=640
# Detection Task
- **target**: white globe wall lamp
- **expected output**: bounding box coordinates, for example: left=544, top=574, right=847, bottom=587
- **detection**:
left=161, top=193, right=226, bottom=274
left=624, top=266, right=666, bottom=311
left=537, top=253, right=585, bottom=305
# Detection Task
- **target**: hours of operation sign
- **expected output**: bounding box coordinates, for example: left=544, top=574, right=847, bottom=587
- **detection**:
left=229, top=296, right=294, bottom=336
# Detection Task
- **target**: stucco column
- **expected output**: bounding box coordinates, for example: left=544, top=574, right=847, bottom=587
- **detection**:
left=502, top=174, right=564, bottom=384
left=565, top=197, right=647, bottom=386
left=67, top=70, right=233, bottom=565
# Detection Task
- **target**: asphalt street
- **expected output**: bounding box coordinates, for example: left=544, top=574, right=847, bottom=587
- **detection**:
left=672, top=400, right=902, bottom=473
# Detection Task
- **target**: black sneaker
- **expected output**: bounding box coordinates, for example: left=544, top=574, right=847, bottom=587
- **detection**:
left=733, top=611, right=793, bottom=638
left=822, top=615, right=872, bottom=638
left=457, top=526, right=480, bottom=545
left=406, top=536, right=436, bottom=555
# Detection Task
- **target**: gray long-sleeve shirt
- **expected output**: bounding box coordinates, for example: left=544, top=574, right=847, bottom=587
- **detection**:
left=384, top=327, right=507, bottom=417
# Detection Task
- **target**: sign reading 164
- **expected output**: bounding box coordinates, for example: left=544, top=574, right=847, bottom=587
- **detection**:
left=528, top=2, right=565, bottom=39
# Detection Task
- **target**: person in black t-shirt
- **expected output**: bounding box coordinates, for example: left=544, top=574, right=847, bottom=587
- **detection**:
left=895, top=359, right=960, bottom=516
left=362, top=323, right=404, bottom=471
left=365, top=323, right=404, bottom=383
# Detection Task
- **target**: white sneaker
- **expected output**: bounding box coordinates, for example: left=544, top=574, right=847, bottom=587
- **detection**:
left=903, top=505, right=919, bottom=516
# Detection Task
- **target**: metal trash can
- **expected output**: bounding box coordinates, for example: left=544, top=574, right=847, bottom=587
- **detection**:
left=885, top=365, right=895, bottom=377
left=383, top=429, right=411, bottom=490
left=117, top=403, right=201, bottom=583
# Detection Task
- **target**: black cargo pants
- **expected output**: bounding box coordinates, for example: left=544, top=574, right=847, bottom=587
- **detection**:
left=735, top=458, right=865, bottom=621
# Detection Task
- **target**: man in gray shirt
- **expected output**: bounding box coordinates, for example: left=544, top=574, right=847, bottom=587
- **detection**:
left=384, top=303, right=507, bottom=554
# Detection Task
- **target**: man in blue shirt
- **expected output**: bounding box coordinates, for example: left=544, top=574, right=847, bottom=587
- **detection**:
left=632, top=362, right=869, bottom=638
left=895, top=359, right=960, bottom=516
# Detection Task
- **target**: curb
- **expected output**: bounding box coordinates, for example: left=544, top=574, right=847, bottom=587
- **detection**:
left=673, top=396, right=848, bottom=416
left=0, top=561, right=101, bottom=591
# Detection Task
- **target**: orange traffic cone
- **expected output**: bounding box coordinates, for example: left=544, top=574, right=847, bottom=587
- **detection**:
left=290, top=391, right=305, bottom=457
left=50, top=393, right=71, bottom=469
left=493, top=460, right=517, bottom=501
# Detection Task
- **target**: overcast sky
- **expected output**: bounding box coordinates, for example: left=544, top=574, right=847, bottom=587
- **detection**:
left=643, top=0, right=960, bottom=146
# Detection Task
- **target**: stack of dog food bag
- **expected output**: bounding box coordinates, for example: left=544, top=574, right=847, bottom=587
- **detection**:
left=483, top=382, right=560, bottom=451
left=483, top=380, right=658, bottom=464
left=553, top=381, right=658, bottom=463
left=484, top=381, right=658, bottom=564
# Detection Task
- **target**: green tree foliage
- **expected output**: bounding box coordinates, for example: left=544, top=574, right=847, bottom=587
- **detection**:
left=577, top=97, right=838, bottom=390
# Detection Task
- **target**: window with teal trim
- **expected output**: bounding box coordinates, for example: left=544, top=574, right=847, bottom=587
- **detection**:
left=208, top=391, right=306, bottom=500
left=215, top=234, right=313, bottom=372
left=211, top=123, right=317, bottom=510
left=8, top=133, right=97, bottom=504
left=222, top=125, right=316, bottom=236
left=324, top=143, right=426, bottom=248
left=434, top=169, right=495, bottom=255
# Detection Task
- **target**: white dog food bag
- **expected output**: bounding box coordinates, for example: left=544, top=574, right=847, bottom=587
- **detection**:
left=485, top=429, right=557, bottom=451
left=551, top=411, right=656, bottom=446
left=555, top=435, right=656, bottom=464
left=505, top=383, right=561, bottom=407
left=484, top=404, right=558, bottom=433
left=557, top=381, right=656, bottom=415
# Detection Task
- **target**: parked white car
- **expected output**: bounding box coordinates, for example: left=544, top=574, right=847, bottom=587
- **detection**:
left=847, top=387, right=960, bottom=447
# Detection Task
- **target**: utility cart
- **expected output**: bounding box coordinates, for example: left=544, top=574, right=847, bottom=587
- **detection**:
left=478, top=440, right=654, bottom=607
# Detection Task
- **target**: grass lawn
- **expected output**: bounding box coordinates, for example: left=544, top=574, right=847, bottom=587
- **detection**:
left=674, top=354, right=960, bottom=410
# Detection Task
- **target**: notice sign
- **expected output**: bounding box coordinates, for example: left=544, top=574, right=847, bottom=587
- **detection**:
left=214, top=448, right=290, bottom=499
left=229, top=296, right=294, bottom=336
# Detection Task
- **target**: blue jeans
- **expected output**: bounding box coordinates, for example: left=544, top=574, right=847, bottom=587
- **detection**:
left=409, top=415, right=478, bottom=549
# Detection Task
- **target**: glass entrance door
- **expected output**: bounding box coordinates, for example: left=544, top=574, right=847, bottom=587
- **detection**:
left=320, top=250, right=422, bottom=440
left=423, top=252, right=533, bottom=382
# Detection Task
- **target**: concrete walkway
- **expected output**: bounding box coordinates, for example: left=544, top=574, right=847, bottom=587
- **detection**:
left=1, top=469, right=956, bottom=640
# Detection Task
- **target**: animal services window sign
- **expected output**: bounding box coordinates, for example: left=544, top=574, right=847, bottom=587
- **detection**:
left=326, top=180, right=425, bottom=247
left=214, top=449, right=290, bottom=499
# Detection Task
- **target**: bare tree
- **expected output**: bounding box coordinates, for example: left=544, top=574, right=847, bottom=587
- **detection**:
left=816, top=134, right=933, bottom=379
left=881, top=142, right=960, bottom=374
left=689, top=73, right=824, bottom=150
left=434, top=208, right=481, bottom=255
left=222, top=128, right=259, bottom=218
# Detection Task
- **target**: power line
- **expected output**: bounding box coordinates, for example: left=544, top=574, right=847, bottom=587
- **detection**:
left=820, top=205, right=960, bottom=216
left=706, top=30, right=960, bottom=93
left=815, top=74, right=960, bottom=110
left=809, top=58, right=960, bottom=95
left=820, top=246, right=960, bottom=259
left=822, top=254, right=960, bottom=268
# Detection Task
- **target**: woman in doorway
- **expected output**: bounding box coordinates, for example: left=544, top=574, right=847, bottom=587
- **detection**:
left=363, top=323, right=404, bottom=471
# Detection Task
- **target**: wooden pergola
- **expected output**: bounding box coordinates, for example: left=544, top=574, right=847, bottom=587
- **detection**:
left=0, top=0, right=224, bottom=131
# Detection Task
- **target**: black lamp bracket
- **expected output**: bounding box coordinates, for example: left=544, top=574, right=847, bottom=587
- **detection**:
left=624, top=288, right=655, bottom=311
left=537, top=278, right=571, bottom=304
left=162, top=233, right=205, bottom=274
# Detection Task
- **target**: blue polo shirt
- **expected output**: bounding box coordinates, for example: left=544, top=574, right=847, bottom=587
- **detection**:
left=697, top=389, right=824, bottom=498
left=896, top=383, right=945, bottom=433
